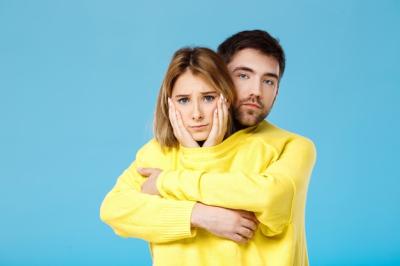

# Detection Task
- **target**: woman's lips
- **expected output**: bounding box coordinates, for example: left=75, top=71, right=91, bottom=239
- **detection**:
left=189, top=124, right=208, bottom=130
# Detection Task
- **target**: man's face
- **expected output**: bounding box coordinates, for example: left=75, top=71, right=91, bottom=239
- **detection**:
left=227, top=48, right=280, bottom=127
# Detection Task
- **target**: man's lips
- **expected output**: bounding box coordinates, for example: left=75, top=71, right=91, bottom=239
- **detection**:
left=242, top=103, right=261, bottom=109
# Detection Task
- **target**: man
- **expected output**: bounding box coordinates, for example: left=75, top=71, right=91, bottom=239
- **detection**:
left=102, top=30, right=316, bottom=265
left=138, top=30, right=316, bottom=265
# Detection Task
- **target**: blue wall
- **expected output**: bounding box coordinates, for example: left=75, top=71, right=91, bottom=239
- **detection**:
left=1, top=0, right=399, bottom=265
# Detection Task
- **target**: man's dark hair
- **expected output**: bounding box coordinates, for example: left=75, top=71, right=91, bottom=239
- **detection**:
left=217, top=29, right=286, bottom=79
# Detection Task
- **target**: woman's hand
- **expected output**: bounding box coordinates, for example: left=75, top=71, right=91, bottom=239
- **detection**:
left=168, top=98, right=200, bottom=148
left=203, top=94, right=229, bottom=147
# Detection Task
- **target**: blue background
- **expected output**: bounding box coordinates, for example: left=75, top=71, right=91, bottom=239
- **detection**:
left=1, top=0, right=399, bottom=265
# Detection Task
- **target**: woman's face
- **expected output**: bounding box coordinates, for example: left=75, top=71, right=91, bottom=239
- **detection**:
left=171, top=70, right=220, bottom=142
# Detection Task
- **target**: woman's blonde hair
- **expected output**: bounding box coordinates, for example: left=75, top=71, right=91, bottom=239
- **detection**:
left=154, top=47, right=236, bottom=149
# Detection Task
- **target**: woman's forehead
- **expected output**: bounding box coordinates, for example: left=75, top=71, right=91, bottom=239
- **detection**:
left=172, top=72, right=217, bottom=95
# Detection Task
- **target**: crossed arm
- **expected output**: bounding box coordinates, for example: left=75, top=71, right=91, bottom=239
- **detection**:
left=143, top=137, right=316, bottom=236
left=100, top=141, right=261, bottom=244
left=100, top=159, right=198, bottom=244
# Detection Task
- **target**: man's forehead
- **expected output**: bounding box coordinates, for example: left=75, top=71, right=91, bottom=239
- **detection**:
left=227, top=49, right=280, bottom=77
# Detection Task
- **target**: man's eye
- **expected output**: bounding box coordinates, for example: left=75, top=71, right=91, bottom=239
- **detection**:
left=177, top=98, right=190, bottom=104
left=238, top=73, right=249, bottom=80
left=203, top=95, right=215, bottom=103
left=263, top=79, right=275, bottom=86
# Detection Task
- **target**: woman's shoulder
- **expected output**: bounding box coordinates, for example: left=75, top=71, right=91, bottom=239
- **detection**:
left=135, top=138, right=177, bottom=165
left=137, top=138, right=164, bottom=157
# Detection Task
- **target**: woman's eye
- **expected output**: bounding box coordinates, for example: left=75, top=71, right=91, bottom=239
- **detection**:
left=177, top=97, right=190, bottom=104
left=238, top=73, right=249, bottom=80
left=203, top=95, right=215, bottom=102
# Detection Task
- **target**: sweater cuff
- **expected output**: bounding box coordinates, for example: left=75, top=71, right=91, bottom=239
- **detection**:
left=159, top=200, right=198, bottom=240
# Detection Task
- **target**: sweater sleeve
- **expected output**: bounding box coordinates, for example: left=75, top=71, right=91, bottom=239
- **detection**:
left=156, top=137, right=317, bottom=236
left=100, top=142, right=197, bottom=244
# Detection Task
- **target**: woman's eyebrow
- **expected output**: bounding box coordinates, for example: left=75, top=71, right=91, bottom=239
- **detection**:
left=201, top=91, right=218, bottom=95
left=174, top=94, right=190, bottom=98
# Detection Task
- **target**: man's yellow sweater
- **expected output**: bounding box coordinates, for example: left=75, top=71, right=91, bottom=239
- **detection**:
left=100, top=120, right=316, bottom=266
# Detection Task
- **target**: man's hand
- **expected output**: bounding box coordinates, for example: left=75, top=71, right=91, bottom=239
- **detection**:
left=138, top=167, right=162, bottom=195
left=191, top=203, right=259, bottom=244
left=168, top=98, right=200, bottom=148
left=203, top=94, right=229, bottom=147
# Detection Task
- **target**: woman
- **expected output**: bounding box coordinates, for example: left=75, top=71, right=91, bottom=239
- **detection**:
left=100, top=47, right=265, bottom=266
left=152, top=47, right=235, bottom=149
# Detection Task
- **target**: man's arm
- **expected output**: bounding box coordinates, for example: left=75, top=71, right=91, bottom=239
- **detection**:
left=155, top=137, right=317, bottom=236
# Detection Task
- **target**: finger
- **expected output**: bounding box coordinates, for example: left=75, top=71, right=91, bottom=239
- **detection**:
left=168, top=98, right=182, bottom=137
left=175, top=110, right=190, bottom=137
left=239, top=211, right=259, bottom=224
left=241, top=218, right=258, bottom=231
left=168, top=99, right=177, bottom=130
left=232, top=233, right=248, bottom=244
left=137, top=167, right=153, bottom=177
left=136, top=167, right=151, bottom=177
left=202, top=108, right=218, bottom=147
left=211, top=107, right=218, bottom=134
left=248, top=212, right=260, bottom=224
left=237, top=227, right=254, bottom=239
left=222, top=96, right=229, bottom=134
left=218, top=95, right=223, bottom=136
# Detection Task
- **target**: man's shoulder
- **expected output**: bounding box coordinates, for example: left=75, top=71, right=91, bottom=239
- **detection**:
left=252, top=120, right=316, bottom=154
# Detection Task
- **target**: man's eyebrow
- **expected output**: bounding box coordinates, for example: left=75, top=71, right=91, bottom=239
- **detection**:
left=232, top=66, right=279, bottom=80
left=232, top=66, right=255, bottom=73
left=263, top=73, right=279, bottom=80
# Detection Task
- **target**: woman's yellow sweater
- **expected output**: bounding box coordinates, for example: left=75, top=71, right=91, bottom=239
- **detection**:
left=100, top=120, right=316, bottom=266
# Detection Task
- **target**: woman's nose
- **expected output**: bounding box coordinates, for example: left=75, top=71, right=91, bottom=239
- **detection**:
left=191, top=102, right=203, bottom=121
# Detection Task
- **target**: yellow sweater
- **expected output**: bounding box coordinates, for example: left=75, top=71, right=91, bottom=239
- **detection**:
left=100, top=120, right=317, bottom=266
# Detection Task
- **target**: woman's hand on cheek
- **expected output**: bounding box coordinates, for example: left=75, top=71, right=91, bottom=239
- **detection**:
left=168, top=98, right=199, bottom=148
left=203, top=95, right=228, bottom=147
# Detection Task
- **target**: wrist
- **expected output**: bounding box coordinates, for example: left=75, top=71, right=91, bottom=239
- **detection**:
left=190, top=203, right=206, bottom=229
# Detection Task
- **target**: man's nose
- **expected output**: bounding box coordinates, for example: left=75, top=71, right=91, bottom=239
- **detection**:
left=248, top=79, right=263, bottom=97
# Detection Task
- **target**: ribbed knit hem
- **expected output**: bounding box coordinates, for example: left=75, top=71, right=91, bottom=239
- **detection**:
left=158, top=200, right=197, bottom=241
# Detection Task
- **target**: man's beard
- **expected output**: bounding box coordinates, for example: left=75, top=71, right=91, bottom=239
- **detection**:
left=233, top=96, right=273, bottom=128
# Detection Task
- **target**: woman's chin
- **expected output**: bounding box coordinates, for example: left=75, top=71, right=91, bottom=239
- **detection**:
left=190, top=132, right=210, bottom=142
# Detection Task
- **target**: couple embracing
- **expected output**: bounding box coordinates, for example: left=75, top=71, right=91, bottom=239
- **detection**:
left=100, top=29, right=316, bottom=266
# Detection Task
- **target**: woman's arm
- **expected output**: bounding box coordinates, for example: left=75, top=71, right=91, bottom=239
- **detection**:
left=100, top=139, right=262, bottom=243
left=100, top=143, right=197, bottom=244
